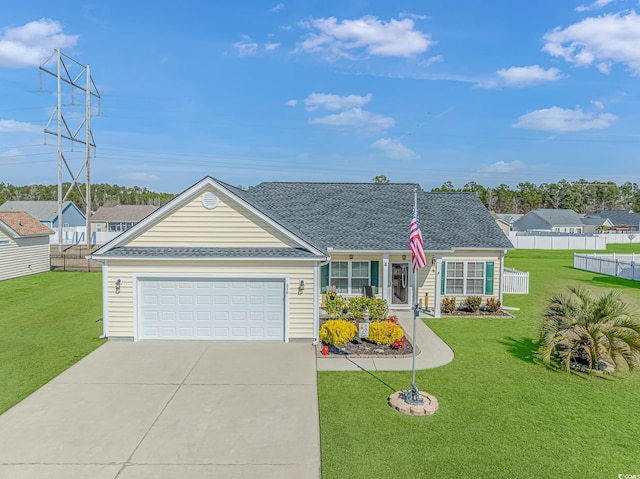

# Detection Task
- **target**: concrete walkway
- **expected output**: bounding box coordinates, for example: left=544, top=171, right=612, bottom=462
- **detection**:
left=0, top=341, right=320, bottom=479
left=316, top=311, right=454, bottom=371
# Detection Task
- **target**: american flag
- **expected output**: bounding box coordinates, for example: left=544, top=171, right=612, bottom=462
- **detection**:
left=410, top=203, right=426, bottom=272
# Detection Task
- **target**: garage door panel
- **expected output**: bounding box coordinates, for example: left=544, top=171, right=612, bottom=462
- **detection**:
left=139, top=278, right=285, bottom=340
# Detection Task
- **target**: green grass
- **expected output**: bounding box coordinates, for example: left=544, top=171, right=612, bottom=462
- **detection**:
left=319, top=244, right=640, bottom=479
left=0, top=271, right=105, bottom=414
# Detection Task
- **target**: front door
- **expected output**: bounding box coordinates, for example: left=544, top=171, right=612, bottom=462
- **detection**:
left=390, top=262, right=410, bottom=307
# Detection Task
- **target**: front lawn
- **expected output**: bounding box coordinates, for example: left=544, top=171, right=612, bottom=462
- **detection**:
left=0, top=271, right=104, bottom=414
left=319, top=244, right=640, bottom=478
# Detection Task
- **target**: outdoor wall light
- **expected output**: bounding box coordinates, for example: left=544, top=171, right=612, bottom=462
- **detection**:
left=115, top=278, right=122, bottom=294
left=298, top=279, right=305, bottom=295
left=349, top=254, right=354, bottom=259
left=402, top=255, right=406, bottom=260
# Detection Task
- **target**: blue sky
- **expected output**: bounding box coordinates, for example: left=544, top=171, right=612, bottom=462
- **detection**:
left=1, top=0, right=639, bottom=193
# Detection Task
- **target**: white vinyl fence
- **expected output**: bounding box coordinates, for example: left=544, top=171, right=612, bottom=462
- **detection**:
left=574, top=253, right=640, bottom=281
left=502, top=267, right=529, bottom=294
left=49, top=227, right=120, bottom=246
left=509, top=233, right=606, bottom=250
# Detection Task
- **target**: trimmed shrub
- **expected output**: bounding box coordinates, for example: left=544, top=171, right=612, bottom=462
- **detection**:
left=392, top=337, right=405, bottom=350
left=368, top=298, right=389, bottom=321
left=464, top=296, right=482, bottom=312
left=486, top=297, right=501, bottom=312
left=324, top=296, right=347, bottom=318
left=441, top=297, right=456, bottom=314
left=319, top=319, right=357, bottom=345
left=367, top=320, right=404, bottom=346
left=349, top=297, right=389, bottom=321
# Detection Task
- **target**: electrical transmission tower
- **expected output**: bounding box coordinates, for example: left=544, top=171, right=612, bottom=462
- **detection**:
left=40, top=49, right=100, bottom=250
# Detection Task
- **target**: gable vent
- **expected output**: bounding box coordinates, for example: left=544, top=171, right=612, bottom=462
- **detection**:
left=202, top=192, right=219, bottom=210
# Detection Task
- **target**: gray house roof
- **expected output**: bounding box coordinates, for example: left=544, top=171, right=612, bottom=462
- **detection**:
left=92, top=178, right=513, bottom=260
left=91, top=205, right=159, bottom=223
left=513, top=208, right=584, bottom=231
left=591, top=210, right=640, bottom=228
left=240, top=182, right=513, bottom=251
left=0, top=200, right=83, bottom=222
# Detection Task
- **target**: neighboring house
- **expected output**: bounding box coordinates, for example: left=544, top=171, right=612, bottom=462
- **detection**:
left=91, top=205, right=160, bottom=233
left=490, top=212, right=511, bottom=236
left=0, top=211, right=54, bottom=281
left=589, top=210, right=640, bottom=231
left=580, top=216, right=614, bottom=234
left=513, top=209, right=585, bottom=233
left=496, top=213, right=523, bottom=229
left=90, top=177, right=513, bottom=342
left=0, top=200, right=86, bottom=229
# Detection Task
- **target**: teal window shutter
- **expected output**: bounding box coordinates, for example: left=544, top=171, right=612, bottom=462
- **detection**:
left=441, top=261, right=446, bottom=294
left=370, top=261, right=379, bottom=294
left=485, top=261, right=495, bottom=295
left=321, top=264, right=329, bottom=293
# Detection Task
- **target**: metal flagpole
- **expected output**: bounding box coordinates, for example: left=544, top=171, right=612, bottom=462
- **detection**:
left=405, top=188, right=424, bottom=405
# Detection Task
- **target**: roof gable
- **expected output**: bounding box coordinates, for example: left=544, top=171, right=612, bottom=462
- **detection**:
left=93, top=177, right=326, bottom=257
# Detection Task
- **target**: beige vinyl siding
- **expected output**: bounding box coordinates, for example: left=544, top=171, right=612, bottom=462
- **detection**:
left=104, top=260, right=316, bottom=340
left=128, top=188, right=299, bottom=248
left=434, top=251, right=502, bottom=308
left=0, top=233, right=51, bottom=281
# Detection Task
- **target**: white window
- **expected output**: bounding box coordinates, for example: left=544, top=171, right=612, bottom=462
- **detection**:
left=330, top=260, right=370, bottom=295
left=445, top=261, right=485, bottom=295
left=0, top=239, right=11, bottom=246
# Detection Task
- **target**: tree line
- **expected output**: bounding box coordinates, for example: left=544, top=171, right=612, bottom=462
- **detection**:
left=0, top=182, right=175, bottom=210
left=430, top=179, right=640, bottom=214
left=3, top=178, right=639, bottom=215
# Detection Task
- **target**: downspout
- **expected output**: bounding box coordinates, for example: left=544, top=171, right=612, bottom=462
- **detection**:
left=100, top=259, right=109, bottom=339
left=499, top=250, right=505, bottom=305
left=313, top=256, right=331, bottom=345
left=434, top=254, right=442, bottom=318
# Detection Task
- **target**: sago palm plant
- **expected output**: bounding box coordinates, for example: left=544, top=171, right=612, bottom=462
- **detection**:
left=539, top=286, right=640, bottom=375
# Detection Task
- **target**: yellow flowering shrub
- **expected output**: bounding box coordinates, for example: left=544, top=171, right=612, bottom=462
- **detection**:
left=319, top=319, right=357, bottom=345
left=367, top=320, right=404, bottom=346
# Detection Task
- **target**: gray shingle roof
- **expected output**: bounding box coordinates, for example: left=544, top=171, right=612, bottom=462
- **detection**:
left=91, top=205, right=159, bottom=222
left=514, top=208, right=584, bottom=231
left=240, top=182, right=512, bottom=251
left=102, top=246, right=319, bottom=259
left=0, top=200, right=79, bottom=221
left=592, top=210, right=640, bottom=227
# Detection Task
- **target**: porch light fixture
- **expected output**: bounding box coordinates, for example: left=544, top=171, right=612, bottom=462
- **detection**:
left=402, top=255, right=406, bottom=260
left=349, top=254, right=353, bottom=259
left=115, top=278, right=122, bottom=294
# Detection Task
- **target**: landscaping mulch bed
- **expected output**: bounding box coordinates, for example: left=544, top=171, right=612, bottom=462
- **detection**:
left=317, top=318, right=415, bottom=358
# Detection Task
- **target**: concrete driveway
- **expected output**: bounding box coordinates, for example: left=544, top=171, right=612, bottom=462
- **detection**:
left=0, top=341, right=320, bottom=479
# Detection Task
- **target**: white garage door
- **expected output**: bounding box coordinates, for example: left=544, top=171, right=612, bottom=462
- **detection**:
left=138, top=278, right=285, bottom=340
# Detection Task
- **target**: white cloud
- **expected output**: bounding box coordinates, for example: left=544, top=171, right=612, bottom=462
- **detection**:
left=0, top=18, right=78, bottom=68
left=271, top=3, right=285, bottom=12
left=371, top=138, right=419, bottom=160
left=233, top=36, right=258, bottom=56
left=543, top=11, right=640, bottom=75
left=476, top=65, right=563, bottom=88
left=265, top=42, right=281, bottom=51
left=0, top=119, right=40, bottom=134
left=309, top=108, right=395, bottom=131
left=119, top=172, right=160, bottom=182
left=591, top=99, right=605, bottom=110
left=285, top=99, right=298, bottom=107
left=575, top=0, right=615, bottom=12
left=513, top=105, right=617, bottom=132
left=297, top=15, right=436, bottom=59
left=303, top=92, right=372, bottom=111
left=399, top=12, right=429, bottom=21
left=479, top=160, right=525, bottom=174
